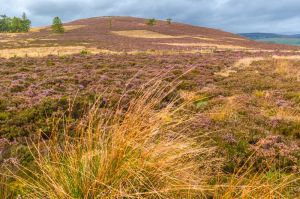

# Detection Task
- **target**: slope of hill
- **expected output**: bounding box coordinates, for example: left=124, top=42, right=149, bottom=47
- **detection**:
left=1, top=16, right=300, bottom=58
left=1, top=16, right=300, bottom=198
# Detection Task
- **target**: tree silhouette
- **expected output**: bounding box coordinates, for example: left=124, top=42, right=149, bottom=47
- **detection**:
left=51, top=17, right=64, bottom=33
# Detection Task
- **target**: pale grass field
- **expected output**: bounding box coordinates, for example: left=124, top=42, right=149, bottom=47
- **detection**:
left=270, top=108, right=300, bottom=123
left=0, top=46, right=121, bottom=58
left=193, top=36, right=217, bottom=41
left=215, top=55, right=300, bottom=80
left=0, top=39, right=14, bottom=43
left=272, top=55, right=300, bottom=60
left=258, top=90, right=300, bottom=122
left=233, top=57, right=266, bottom=68
left=111, top=30, right=247, bottom=43
left=234, top=55, right=300, bottom=69
left=216, top=57, right=286, bottom=77
left=29, top=26, right=49, bottom=33
left=214, top=69, right=238, bottom=77
left=235, top=55, right=300, bottom=68
left=0, top=33, right=25, bottom=37
left=159, top=42, right=248, bottom=50
left=0, top=46, right=219, bottom=58
left=30, top=25, right=87, bottom=33
left=224, top=37, right=248, bottom=41
left=112, top=30, right=187, bottom=38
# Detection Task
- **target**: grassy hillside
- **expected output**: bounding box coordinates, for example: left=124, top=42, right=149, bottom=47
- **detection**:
left=0, top=17, right=300, bottom=198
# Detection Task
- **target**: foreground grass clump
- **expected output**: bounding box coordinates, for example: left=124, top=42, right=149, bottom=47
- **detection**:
left=11, top=82, right=214, bottom=198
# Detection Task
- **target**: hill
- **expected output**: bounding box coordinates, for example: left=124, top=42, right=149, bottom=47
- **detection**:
left=1, top=16, right=300, bottom=59
left=1, top=16, right=300, bottom=198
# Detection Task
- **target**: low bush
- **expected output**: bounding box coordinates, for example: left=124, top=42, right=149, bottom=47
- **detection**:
left=146, top=18, right=156, bottom=26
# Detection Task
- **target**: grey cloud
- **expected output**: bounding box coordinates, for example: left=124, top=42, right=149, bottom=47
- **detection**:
left=2, top=0, right=300, bottom=33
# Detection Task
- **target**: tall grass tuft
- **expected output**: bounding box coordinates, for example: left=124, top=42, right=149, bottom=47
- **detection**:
left=0, top=175, right=15, bottom=199
left=212, top=155, right=300, bottom=198
left=10, top=80, right=215, bottom=198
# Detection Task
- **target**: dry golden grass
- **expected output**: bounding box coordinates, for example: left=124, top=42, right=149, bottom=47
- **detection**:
left=25, top=38, right=36, bottom=42
left=214, top=69, right=237, bottom=77
left=247, top=49, right=276, bottom=53
left=274, top=60, right=294, bottom=76
left=233, top=57, right=265, bottom=68
left=129, top=48, right=214, bottom=55
left=0, top=46, right=121, bottom=58
left=213, top=165, right=299, bottom=198
left=0, top=46, right=86, bottom=58
left=224, top=37, right=248, bottom=41
left=112, top=30, right=186, bottom=39
left=9, top=81, right=216, bottom=198
left=253, top=90, right=267, bottom=98
left=272, top=55, right=300, bottom=60
left=159, top=42, right=247, bottom=50
left=257, top=59, right=300, bottom=80
left=0, top=39, right=14, bottom=43
left=178, top=90, right=198, bottom=101
left=38, top=38, right=58, bottom=41
left=234, top=56, right=300, bottom=70
left=0, top=33, right=24, bottom=37
left=272, top=59, right=300, bottom=81
left=215, top=57, right=265, bottom=77
left=0, top=175, right=13, bottom=199
left=193, top=36, right=217, bottom=41
left=0, top=46, right=217, bottom=58
left=63, top=25, right=87, bottom=31
left=216, top=56, right=292, bottom=78
left=209, top=96, right=240, bottom=121
left=216, top=56, right=300, bottom=78
left=2, top=79, right=299, bottom=198
left=30, top=25, right=86, bottom=33
left=273, top=108, right=300, bottom=122
left=29, top=26, right=48, bottom=33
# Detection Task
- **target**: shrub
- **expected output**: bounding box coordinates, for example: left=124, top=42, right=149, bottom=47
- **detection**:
left=166, top=18, right=172, bottom=24
left=51, top=17, right=64, bottom=33
left=80, top=49, right=89, bottom=55
left=146, top=18, right=156, bottom=26
left=46, top=60, right=55, bottom=66
left=108, top=17, right=112, bottom=29
left=0, top=112, right=9, bottom=121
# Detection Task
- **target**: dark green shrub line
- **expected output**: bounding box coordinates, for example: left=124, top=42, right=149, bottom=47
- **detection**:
left=0, top=13, right=31, bottom=33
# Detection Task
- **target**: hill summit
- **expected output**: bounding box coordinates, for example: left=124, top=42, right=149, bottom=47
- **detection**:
left=1, top=16, right=299, bottom=58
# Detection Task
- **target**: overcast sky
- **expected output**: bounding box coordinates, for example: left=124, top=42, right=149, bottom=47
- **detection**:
left=2, top=0, right=300, bottom=34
